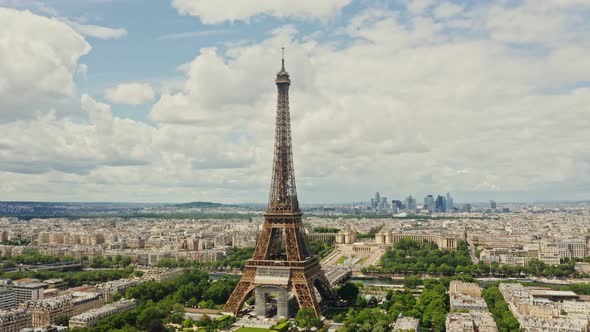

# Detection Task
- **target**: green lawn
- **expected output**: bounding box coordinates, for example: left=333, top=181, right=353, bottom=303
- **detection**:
left=336, top=256, right=348, bottom=265
left=235, top=327, right=270, bottom=332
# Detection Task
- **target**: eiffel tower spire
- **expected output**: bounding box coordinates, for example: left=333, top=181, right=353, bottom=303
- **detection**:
left=269, top=47, right=298, bottom=213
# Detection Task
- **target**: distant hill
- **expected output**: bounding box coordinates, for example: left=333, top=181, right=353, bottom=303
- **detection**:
left=172, top=201, right=226, bottom=208
left=0, top=201, right=247, bottom=219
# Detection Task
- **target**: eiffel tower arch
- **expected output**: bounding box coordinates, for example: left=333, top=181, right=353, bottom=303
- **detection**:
left=222, top=52, right=336, bottom=317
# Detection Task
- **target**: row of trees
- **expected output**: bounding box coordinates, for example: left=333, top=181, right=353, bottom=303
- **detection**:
left=1, top=249, right=78, bottom=267
left=368, top=238, right=585, bottom=278
left=0, top=268, right=140, bottom=287
left=155, top=240, right=333, bottom=269
left=565, top=282, right=590, bottom=295
left=155, top=247, right=256, bottom=269
left=367, top=238, right=473, bottom=275
left=482, top=284, right=520, bottom=332
left=483, top=259, right=578, bottom=278
left=312, top=227, right=340, bottom=233
left=309, top=240, right=334, bottom=259
left=572, top=256, right=590, bottom=264
left=0, top=238, right=30, bottom=246
left=378, top=259, right=578, bottom=278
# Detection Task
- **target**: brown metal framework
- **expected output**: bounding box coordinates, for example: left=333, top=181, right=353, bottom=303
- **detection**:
left=223, top=54, right=336, bottom=317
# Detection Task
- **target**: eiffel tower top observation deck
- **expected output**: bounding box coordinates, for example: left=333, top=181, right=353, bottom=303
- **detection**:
left=268, top=47, right=299, bottom=214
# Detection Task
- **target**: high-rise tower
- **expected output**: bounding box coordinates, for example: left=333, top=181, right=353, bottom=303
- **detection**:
left=446, top=192, right=454, bottom=212
left=222, top=53, right=335, bottom=317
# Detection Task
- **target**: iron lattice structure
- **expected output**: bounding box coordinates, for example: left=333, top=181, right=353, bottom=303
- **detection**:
left=223, top=57, right=336, bottom=317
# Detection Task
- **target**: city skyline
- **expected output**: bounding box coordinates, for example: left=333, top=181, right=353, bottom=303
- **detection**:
left=1, top=0, right=590, bottom=203
left=2, top=1, right=590, bottom=330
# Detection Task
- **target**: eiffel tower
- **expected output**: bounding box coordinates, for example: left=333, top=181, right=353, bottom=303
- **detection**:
left=223, top=51, right=336, bottom=317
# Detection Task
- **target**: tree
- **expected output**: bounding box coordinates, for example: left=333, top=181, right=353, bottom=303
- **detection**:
left=196, top=314, right=211, bottom=327
left=148, top=320, right=166, bottom=332
left=186, top=297, right=199, bottom=308
left=404, top=275, right=423, bottom=289
left=337, top=282, right=360, bottom=304
left=174, top=282, right=203, bottom=304
left=426, top=264, right=437, bottom=274
left=172, top=303, right=185, bottom=313
left=295, top=308, right=322, bottom=331
left=203, top=278, right=237, bottom=304
left=137, top=306, right=164, bottom=330
left=395, top=238, right=420, bottom=251
left=182, top=318, right=193, bottom=328
left=355, top=296, right=368, bottom=307
left=198, top=299, right=216, bottom=309
left=438, top=263, right=455, bottom=276
left=309, top=240, right=335, bottom=259
left=422, top=297, right=447, bottom=330
left=90, top=256, right=107, bottom=268
left=482, top=285, right=520, bottom=332
left=170, top=312, right=184, bottom=324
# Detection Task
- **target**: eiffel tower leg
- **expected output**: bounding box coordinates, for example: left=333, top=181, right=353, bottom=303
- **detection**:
left=285, top=225, right=302, bottom=261
left=292, top=281, right=321, bottom=316
left=314, top=274, right=337, bottom=304
left=252, top=226, right=273, bottom=260
left=291, top=270, right=320, bottom=316
left=222, top=267, right=255, bottom=315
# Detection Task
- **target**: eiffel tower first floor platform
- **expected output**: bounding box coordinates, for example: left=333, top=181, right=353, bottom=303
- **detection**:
left=222, top=256, right=336, bottom=317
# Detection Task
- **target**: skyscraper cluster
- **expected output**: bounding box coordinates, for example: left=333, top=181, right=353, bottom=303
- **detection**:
left=405, top=195, right=417, bottom=211
left=365, top=192, right=455, bottom=213
left=370, top=192, right=389, bottom=211
left=430, top=193, right=454, bottom=213
left=361, top=192, right=509, bottom=214
left=421, top=193, right=454, bottom=213
left=424, top=195, right=435, bottom=212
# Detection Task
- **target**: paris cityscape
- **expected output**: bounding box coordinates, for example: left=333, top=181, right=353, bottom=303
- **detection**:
left=1, top=1, right=590, bottom=332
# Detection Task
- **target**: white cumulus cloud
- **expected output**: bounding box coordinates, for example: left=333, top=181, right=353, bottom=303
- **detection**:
left=486, top=1, right=590, bottom=45
left=0, top=7, right=91, bottom=122
left=105, top=83, right=156, bottom=105
left=171, top=0, right=352, bottom=24
left=433, top=2, right=463, bottom=19
left=0, top=95, right=154, bottom=175
left=66, top=20, right=128, bottom=40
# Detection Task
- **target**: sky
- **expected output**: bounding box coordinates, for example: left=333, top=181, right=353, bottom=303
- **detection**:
left=0, top=0, right=589, bottom=204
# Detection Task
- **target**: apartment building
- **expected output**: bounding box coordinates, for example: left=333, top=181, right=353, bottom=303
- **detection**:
left=499, top=283, right=590, bottom=331
left=21, top=293, right=103, bottom=328
left=0, top=280, right=45, bottom=303
left=69, top=299, right=136, bottom=328
left=0, top=288, right=17, bottom=310
left=446, top=281, right=498, bottom=332
left=0, top=309, right=33, bottom=332
left=559, top=240, right=587, bottom=259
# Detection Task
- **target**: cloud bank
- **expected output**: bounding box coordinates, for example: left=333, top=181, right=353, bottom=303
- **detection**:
left=1, top=1, right=590, bottom=202
left=171, top=0, right=352, bottom=23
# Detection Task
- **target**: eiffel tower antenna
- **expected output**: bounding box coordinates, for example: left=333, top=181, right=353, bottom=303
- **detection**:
left=281, top=46, right=285, bottom=70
